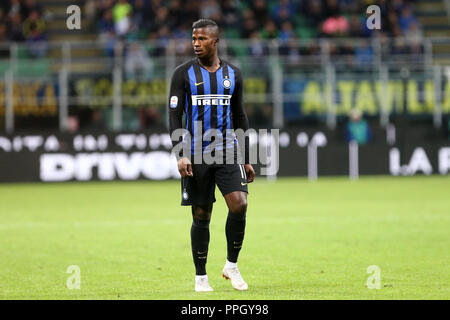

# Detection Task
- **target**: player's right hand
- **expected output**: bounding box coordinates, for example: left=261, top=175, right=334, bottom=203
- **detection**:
left=178, top=157, right=193, bottom=177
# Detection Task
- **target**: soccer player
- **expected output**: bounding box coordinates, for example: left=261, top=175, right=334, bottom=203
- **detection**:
left=168, top=19, right=255, bottom=292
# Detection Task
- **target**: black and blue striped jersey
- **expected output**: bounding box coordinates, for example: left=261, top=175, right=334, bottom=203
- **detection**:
left=169, top=58, right=249, bottom=163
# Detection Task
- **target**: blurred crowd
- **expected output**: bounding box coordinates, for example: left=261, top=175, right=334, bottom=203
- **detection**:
left=0, top=0, right=48, bottom=57
left=87, top=0, right=423, bottom=58
left=0, top=0, right=423, bottom=60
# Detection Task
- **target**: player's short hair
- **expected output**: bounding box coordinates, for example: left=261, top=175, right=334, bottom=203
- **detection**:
left=192, top=19, right=218, bottom=30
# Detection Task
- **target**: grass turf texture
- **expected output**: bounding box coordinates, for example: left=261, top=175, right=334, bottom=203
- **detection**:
left=0, top=176, right=449, bottom=300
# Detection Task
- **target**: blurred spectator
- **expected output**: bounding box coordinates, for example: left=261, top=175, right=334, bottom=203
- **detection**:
left=405, top=22, right=424, bottom=63
left=321, top=2, right=350, bottom=38
left=113, top=0, right=132, bottom=36
left=260, top=19, right=278, bottom=39
left=181, top=1, right=200, bottom=28
left=139, top=107, right=163, bottom=128
left=404, top=19, right=423, bottom=58
left=67, top=115, right=80, bottom=133
left=0, top=0, right=50, bottom=57
left=154, top=25, right=171, bottom=55
left=8, top=0, right=22, bottom=18
left=338, top=39, right=356, bottom=65
left=241, top=9, right=258, bottom=38
left=248, top=31, right=269, bottom=73
left=349, top=15, right=364, bottom=38
left=21, top=0, right=43, bottom=20
left=148, top=6, right=170, bottom=35
left=221, top=0, right=239, bottom=29
left=168, top=0, right=182, bottom=27
left=125, top=42, right=153, bottom=80
left=98, top=8, right=115, bottom=35
left=148, top=0, right=163, bottom=19
left=0, top=22, right=9, bottom=57
left=390, top=0, right=406, bottom=15
left=390, top=32, right=408, bottom=56
left=201, top=0, right=221, bottom=22
left=132, top=0, right=148, bottom=32
left=354, top=41, right=374, bottom=66
left=78, top=0, right=423, bottom=61
left=321, top=15, right=350, bottom=37
left=285, top=37, right=302, bottom=65
left=0, top=7, right=5, bottom=24
left=339, top=0, right=359, bottom=14
left=98, top=9, right=116, bottom=57
left=22, top=10, right=47, bottom=57
left=0, top=0, right=423, bottom=47
left=386, top=10, right=400, bottom=36
left=271, top=0, right=296, bottom=28
left=404, top=20, right=423, bottom=44
left=345, top=109, right=372, bottom=145
left=303, top=0, right=324, bottom=30
left=250, top=0, right=269, bottom=29
left=172, top=23, right=192, bottom=55
left=323, top=0, right=341, bottom=17
left=249, top=31, right=268, bottom=57
left=86, top=109, right=106, bottom=131
left=278, top=22, right=298, bottom=58
left=279, top=21, right=295, bottom=43
left=84, top=0, right=98, bottom=32
left=9, top=12, right=25, bottom=41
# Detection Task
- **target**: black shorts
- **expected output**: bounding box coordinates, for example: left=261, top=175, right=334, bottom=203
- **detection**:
left=180, top=163, right=249, bottom=206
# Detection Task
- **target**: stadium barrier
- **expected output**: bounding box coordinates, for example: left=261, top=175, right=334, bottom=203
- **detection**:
left=1, top=125, right=448, bottom=183
left=0, top=37, right=449, bottom=132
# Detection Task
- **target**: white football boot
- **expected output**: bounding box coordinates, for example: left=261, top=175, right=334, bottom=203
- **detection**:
left=195, top=275, right=214, bottom=292
left=222, top=263, right=248, bottom=291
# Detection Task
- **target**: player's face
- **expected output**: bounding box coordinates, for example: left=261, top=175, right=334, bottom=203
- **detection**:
left=192, top=28, right=218, bottom=59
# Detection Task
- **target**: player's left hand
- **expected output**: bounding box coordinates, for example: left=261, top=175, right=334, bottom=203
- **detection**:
left=244, top=164, right=255, bottom=183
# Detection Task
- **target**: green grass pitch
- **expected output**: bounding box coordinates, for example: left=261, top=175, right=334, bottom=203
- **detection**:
left=0, top=176, right=449, bottom=300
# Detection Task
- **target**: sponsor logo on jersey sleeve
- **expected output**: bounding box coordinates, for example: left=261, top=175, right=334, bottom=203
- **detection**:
left=170, top=96, right=178, bottom=109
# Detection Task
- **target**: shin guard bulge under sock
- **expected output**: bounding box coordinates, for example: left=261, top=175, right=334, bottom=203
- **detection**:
left=225, top=211, right=246, bottom=263
left=191, top=218, right=210, bottom=275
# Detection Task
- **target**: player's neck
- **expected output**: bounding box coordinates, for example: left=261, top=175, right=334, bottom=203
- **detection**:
left=197, top=54, right=221, bottom=73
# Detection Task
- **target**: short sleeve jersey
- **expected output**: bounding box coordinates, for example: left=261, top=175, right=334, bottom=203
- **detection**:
left=168, top=58, right=249, bottom=161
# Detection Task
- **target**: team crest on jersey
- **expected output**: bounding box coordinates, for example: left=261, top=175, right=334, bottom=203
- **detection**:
left=170, top=96, right=178, bottom=109
left=222, top=78, right=232, bottom=89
